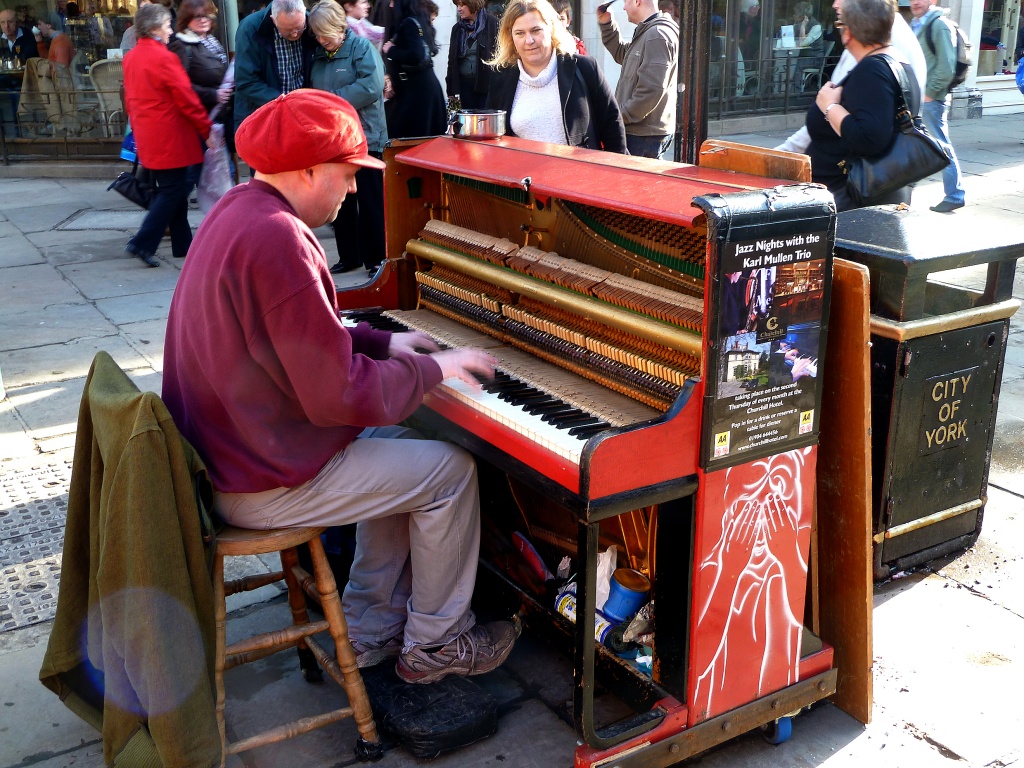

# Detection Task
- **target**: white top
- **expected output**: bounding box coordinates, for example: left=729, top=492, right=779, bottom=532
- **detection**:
left=775, top=14, right=928, bottom=153
left=510, top=55, right=567, bottom=146
left=347, top=16, right=385, bottom=50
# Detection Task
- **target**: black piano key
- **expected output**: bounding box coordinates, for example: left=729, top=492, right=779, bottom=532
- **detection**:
left=569, top=422, right=611, bottom=438
left=346, top=311, right=408, bottom=333
left=544, top=411, right=590, bottom=426
left=496, top=388, right=540, bottom=402
left=506, top=392, right=551, bottom=405
left=522, top=399, right=561, bottom=415
left=490, top=381, right=533, bottom=394
left=528, top=400, right=570, bottom=411
left=481, top=376, right=510, bottom=392
left=497, top=383, right=538, bottom=393
left=552, top=416, right=601, bottom=430
left=540, top=408, right=583, bottom=423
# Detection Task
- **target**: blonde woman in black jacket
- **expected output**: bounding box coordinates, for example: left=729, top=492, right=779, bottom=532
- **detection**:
left=485, top=0, right=625, bottom=153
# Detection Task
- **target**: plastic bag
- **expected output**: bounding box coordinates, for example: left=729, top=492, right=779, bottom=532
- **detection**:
left=197, top=125, right=232, bottom=213
left=595, top=545, right=617, bottom=614
left=1017, top=59, right=1024, bottom=96
left=120, top=126, right=137, bottom=162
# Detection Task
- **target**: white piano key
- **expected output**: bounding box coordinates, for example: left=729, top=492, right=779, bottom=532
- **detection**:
left=439, top=377, right=587, bottom=464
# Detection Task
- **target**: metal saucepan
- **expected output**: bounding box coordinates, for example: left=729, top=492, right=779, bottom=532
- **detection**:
left=449, top=109, right=507, bottom=139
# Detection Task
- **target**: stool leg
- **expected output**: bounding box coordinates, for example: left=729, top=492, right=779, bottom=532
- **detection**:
left=280, top=546, right=323, bottom=683
left=213, top=552, right=229, bottom=768
left=308, top=536, right=382, bottom=750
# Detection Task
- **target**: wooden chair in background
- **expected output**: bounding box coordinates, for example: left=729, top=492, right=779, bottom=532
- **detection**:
left=89, top=58, right=125, bottom=137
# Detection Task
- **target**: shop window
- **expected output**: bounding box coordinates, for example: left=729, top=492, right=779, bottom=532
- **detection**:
left=709, top=0, right=842, bottom=118
left=980, top=0, right=1020, bottom=74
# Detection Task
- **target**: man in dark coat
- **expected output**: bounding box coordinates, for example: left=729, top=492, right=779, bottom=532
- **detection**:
left=233, top=0, right=317, bottom=133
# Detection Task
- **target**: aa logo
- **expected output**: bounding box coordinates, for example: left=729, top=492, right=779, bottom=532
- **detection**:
left=799, top=410, right=814, bottom=434
left=714, top=431, right=730, bottom=457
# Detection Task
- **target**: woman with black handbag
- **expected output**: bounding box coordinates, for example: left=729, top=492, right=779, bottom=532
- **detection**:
left=807, top=0, right=924, bottom=211
left=383, top=0, right=446, bottom=138
left=123, top=2, right=211, bottom=267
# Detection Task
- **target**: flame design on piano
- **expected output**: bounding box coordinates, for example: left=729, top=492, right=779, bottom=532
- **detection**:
left=691, top=448, right=814, bottom=721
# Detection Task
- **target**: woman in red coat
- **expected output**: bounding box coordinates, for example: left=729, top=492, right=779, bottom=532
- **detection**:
left=123, top=2, right=212, bottom=267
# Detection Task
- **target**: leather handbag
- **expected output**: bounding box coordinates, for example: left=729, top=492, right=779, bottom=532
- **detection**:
left=108, top=161, right=155, bottom=210
left=399, top=18, right=434, bottom=73
left=844, top=55, right=950, bottom=206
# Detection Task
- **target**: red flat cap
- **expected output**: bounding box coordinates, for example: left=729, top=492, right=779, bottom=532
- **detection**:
left=236, top=89, right=387, bottom=174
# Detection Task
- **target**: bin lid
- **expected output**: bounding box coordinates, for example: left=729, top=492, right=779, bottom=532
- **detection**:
left=835, top=205, right=1024, bottom=273
left=834, top=205, right=1024, bottom=321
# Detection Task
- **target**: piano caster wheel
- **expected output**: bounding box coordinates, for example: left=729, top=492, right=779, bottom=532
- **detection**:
left=760, top=716, right=792, bottom=745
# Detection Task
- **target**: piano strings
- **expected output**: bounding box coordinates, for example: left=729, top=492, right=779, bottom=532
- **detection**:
left=441, top=174, right=705, bottom=297
left=413, top=220, right=702, bottom=410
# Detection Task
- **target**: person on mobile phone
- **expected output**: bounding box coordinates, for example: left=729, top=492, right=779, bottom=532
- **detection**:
left=446, top=0, right=498, bottom=109
left=598, top=0, right=677, bottom=158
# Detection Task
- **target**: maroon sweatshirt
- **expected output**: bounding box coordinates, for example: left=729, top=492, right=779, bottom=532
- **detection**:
left=162, top=180, right=442, bottom=493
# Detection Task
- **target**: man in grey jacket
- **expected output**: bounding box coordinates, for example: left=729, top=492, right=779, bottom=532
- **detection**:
left=910, top=0, right=965, bottom=212
left=599, top=0, right=678, bottom=158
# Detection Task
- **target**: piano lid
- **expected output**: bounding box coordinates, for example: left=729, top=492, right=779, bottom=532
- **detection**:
left=393, top=136, right=797, bottom=228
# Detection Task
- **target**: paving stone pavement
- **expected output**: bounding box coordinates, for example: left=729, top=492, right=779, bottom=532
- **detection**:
left=1, top=118, right=1023, bottom=767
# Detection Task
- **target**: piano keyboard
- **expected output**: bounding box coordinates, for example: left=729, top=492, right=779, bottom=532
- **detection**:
left=342, top=308, right=663, bottom=463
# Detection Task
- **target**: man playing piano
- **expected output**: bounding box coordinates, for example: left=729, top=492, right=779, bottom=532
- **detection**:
left=162, top=89, right=518, bottom=685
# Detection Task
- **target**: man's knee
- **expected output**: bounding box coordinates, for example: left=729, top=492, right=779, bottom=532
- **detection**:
left=438, top=442, right=478, bottom=483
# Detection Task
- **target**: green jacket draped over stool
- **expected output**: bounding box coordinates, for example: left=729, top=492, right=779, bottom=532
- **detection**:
left=39, top=351, right=221, bottom=767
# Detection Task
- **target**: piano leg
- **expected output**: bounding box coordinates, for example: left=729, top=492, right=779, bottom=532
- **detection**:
left=650, top=496, right=693, bottom=695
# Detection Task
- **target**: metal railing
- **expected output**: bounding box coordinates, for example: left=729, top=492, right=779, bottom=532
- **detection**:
left=1, top=82, right=123, bottom=163
left=707, top=52, right=828, bottom=120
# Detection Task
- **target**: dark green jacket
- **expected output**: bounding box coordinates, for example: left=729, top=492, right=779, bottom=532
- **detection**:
left=914, top=7, right=957, bottom=102
left=310, top=34, right=388, bottom=153
left=39, top=351, right=220, bottom=767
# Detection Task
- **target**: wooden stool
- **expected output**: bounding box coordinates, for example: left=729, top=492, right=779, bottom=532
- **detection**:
left=213, top=525, right=382, bottom=764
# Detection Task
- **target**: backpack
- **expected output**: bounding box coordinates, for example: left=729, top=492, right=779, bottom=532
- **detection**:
left=925, top=14, right=972, bottom=93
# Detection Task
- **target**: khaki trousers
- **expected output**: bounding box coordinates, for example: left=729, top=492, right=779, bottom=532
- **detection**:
left=215, top=426, right=480, bottom=649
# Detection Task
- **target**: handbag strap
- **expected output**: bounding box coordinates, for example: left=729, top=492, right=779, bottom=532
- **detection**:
left=874, top=53, right=914, bottom=128
left=410, top=17, right=431, bottom=59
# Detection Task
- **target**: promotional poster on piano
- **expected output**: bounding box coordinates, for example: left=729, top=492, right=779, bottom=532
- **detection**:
left=707, top=231, right=829, bottom=467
